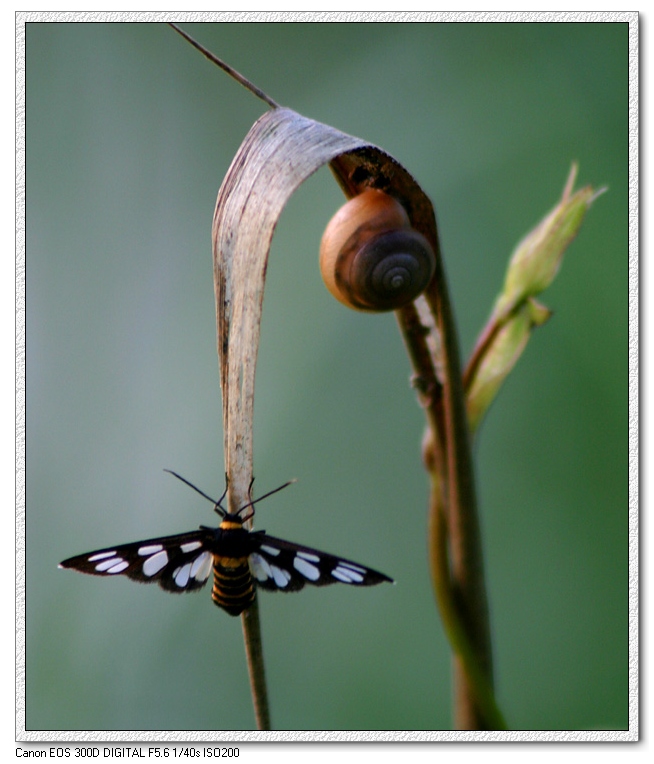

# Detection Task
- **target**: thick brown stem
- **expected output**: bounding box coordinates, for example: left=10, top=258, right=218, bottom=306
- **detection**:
left=424, top=274, right=494, bottom=729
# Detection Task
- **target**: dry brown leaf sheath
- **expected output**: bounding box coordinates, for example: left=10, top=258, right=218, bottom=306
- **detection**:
left=213, top=107, right=441, bottom=511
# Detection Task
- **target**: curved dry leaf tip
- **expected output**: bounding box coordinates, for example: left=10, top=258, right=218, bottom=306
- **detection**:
left=211, top=108, right=443, bottom=505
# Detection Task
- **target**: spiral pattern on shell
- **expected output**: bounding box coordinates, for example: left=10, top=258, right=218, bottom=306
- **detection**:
left=319, top=189, right=436, bottom=312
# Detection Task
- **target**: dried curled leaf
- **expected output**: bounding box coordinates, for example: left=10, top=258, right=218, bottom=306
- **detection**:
left=212, top=107, right=441, bottom=512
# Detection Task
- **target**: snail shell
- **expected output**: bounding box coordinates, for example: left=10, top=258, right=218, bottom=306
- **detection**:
left=319, top=189, right=436, bottom=312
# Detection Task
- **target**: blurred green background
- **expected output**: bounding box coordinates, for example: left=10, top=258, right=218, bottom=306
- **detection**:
left=26, top=21, right=628, bottom=732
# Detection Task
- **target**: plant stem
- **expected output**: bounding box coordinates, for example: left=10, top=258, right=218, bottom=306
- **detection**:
left=423, top=462, right=507, bottom=730
left=462, top=314, right=503, bottom=393
left=425, top=275, right=495, bottom=729
left=397, top=275, right=500, bottom=729
left=240, top=598, right=271, bottom=730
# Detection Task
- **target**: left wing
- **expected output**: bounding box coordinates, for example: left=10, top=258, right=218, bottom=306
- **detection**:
left=59, top=529, right=215, bottom=593
left=249, top=534, right=393, bottom=592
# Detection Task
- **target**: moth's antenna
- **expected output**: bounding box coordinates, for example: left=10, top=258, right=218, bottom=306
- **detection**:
left=164, top=469, right=294, bottom=520
left=164, top=469, right=227, bottom=510
left=238, top=479, right=296, bottom=521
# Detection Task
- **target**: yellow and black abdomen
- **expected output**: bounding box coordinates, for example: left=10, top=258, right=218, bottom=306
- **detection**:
left=210, top=519, right=257, bottom=616
left=211, top=556, right=255, bottom=616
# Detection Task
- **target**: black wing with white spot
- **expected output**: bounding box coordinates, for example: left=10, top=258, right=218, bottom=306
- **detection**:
left=249, top=534, right=394, bottom=592
left=59, top=530, right=215, bottom=594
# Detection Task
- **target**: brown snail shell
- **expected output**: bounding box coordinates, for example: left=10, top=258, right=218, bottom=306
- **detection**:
left=319, top=189, right=436, bottom=312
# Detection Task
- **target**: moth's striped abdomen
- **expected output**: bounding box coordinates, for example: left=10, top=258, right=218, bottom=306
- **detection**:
left=211, top=557, right=256, bottom=616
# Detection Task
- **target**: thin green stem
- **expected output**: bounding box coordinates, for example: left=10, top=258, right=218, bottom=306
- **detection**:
left=462, top=313, right=503, bottom=393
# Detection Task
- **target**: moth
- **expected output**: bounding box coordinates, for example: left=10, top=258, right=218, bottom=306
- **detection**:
left=59, top=471, right=393, bottom=615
